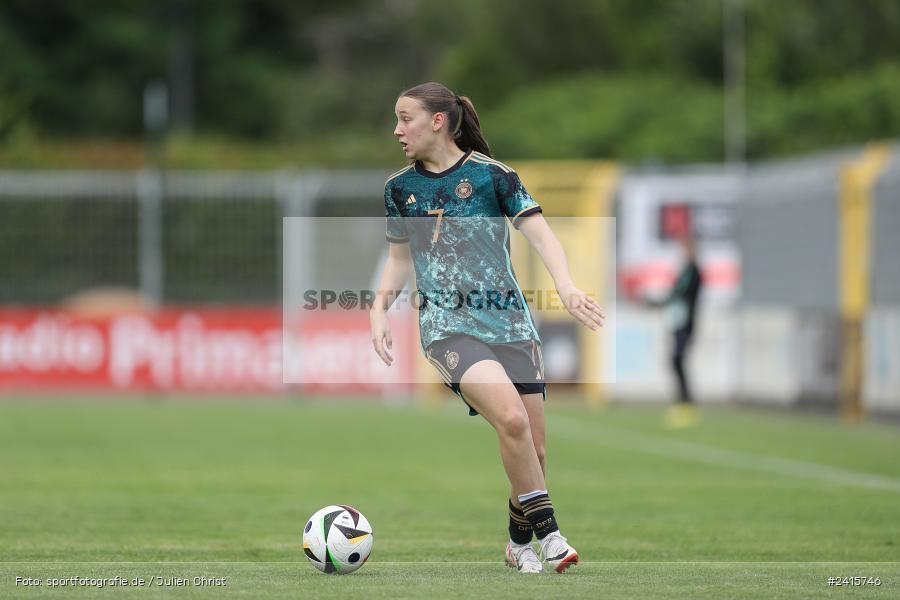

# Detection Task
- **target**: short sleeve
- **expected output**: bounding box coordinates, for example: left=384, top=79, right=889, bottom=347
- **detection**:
left=384, top=184, right=409, bottom=243
left=492, top=167, right=542, bottom=228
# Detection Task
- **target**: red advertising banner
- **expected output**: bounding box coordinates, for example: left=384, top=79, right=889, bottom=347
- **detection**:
left=0, top=308, right=415, bottom=394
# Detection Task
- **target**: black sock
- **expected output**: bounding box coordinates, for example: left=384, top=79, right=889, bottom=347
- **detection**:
left=519, top=491, right=559, bottom=540
left=508, top=499, right=533, bottom=544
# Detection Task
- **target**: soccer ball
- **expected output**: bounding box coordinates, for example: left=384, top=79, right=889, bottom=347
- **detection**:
left=302, top=505, right=374, bottom=574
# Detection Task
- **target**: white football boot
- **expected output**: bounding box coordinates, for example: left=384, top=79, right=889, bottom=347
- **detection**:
left=505, top=541, right=544, bottom=573
left=539, top=532, right=579, bottom=573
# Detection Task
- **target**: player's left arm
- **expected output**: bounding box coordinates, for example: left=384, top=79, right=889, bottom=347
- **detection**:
left=518, top=214, right=605, bottom=331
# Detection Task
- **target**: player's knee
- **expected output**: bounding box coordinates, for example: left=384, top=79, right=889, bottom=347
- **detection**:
left=496, top=408, right=530, bottom=439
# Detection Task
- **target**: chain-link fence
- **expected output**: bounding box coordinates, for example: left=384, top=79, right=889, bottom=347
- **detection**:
left=1, top=152, right=897, bottom=410
left=0, top=170, right=390, bottom=305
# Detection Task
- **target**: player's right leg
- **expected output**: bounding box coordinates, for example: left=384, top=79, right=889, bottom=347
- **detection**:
left=505, top=538, right=543, bottom=573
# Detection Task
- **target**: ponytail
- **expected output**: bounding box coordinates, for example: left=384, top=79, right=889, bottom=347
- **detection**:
left=399, top=82, right=492, bottom=157
left=454, top=95, right=492, bottom=157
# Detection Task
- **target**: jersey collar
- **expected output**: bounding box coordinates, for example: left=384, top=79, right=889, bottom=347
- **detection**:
left=414, top=150, right=472, bottom=179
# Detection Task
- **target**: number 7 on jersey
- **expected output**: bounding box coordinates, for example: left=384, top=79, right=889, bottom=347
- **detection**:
left=427, top=209, right=445, bottom=243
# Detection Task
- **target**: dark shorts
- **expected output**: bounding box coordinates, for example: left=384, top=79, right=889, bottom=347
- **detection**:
left=425, top=334, right=546, bottom=416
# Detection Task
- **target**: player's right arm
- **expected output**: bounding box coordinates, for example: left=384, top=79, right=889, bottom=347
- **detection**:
left=372, top=180, right=412, bottom=365
left=370, top=241, right=410, bottom=366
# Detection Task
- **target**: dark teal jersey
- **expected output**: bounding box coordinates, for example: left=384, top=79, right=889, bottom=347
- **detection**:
left=383, top=150, right=542, bottom=349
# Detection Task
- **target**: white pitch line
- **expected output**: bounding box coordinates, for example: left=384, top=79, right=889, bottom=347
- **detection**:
left=550, top=416, right=900, bottom=493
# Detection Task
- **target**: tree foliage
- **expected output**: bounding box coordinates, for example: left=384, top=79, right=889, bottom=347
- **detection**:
left=1, top=0, right=899, bottom=163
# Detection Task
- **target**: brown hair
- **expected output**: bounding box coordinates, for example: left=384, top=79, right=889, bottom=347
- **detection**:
left=399, top=82, right=492, bottom=157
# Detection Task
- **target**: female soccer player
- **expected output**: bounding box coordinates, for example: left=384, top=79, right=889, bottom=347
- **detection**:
left=370, top=82, right=604, bottom=573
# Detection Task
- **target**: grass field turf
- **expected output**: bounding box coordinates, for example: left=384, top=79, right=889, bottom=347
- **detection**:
left=1, top=396, right=899, bottom=599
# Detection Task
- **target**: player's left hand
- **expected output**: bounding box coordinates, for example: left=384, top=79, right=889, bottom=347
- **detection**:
left=558, top=283, right=605, bottom=331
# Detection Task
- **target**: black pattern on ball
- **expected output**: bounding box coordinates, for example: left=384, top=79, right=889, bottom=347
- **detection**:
left=348, top=552, right=360, bottom=563
left=304, top=520, right=312, bottom=533
left=304, top=547, right=321, bottom=562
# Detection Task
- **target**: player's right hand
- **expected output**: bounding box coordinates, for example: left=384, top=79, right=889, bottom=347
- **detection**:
left=369, top=309, right=394, bottom=366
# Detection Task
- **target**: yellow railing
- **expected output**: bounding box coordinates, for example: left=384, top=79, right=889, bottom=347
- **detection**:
left=512, top=160, right=620, bottom=406
left=838, top=144, right=891, bottom=420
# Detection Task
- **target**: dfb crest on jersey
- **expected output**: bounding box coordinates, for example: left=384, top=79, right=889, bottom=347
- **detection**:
left=454, top=180, right=473, bottom=200
left=445, top=351, right=460, bottom=370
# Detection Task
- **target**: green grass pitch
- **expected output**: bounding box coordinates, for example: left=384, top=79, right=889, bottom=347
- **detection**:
left=1, top=396, right=899, bottom=598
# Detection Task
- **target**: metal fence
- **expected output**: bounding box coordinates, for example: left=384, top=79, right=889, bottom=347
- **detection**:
left=736, top=143, right=900, bottom=412
left=0, top=170, right=391, bottom=305
left=1, top=150, right=897, bottom=411
left=872, top=148, right=900, bottom=307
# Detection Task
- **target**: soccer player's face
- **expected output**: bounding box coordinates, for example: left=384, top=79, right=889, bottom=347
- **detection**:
left=394, top=96, right=439, bottom=160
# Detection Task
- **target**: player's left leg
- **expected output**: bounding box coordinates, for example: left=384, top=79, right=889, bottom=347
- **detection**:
left=521, top=393, right=546, bottom=473
left=507, top=392, right=547, bottom=544
left=515, top=391, right=577, bottom=572
left=495, top=337, right=578, bottom=572
left=505, top=392, right=547, bottom=572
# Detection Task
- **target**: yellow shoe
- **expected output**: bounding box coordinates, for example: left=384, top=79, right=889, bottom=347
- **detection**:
left=665, top=404, right=699, bottom=429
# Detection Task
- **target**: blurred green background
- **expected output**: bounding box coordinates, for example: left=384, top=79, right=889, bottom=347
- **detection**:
left=2, top=0, right=899, bottom=168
